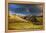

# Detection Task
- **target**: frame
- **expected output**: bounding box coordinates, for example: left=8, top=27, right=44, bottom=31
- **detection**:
left=5, top=0, right=45, bottom=33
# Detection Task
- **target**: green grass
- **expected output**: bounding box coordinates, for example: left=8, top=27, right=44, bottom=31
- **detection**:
left=36, top=17, right=43, bottom=22
left=8, top=22, right=43, bottom=30
left=8, top=16, right=44, bottom=30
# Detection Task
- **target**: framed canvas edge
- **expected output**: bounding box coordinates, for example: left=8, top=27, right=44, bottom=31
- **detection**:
left=5, top=0, right=45, bottom=32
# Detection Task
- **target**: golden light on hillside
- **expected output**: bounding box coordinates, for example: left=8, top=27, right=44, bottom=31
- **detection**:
left=9, top=14, right=15, bottom=19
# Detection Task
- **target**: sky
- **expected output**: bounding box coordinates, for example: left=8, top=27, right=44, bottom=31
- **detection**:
left=8, top=4, right=43, bottom=16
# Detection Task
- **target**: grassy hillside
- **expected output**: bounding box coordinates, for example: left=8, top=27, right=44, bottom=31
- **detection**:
left=8, top=15, right=44, bottom=30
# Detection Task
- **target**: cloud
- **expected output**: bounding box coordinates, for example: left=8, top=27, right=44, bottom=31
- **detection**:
left=9, top=4, right=43, bottom=16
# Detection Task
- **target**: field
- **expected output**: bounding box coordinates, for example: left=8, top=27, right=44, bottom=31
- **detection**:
left=8, top=15, right=44, bottom=30
left=8, top=23, right=43, bottom=30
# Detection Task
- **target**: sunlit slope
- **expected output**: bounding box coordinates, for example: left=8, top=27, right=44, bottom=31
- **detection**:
left=8, top=15, right=44, bottom=30
left=9, top=15, right=28, bottom=22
